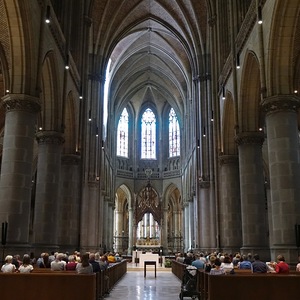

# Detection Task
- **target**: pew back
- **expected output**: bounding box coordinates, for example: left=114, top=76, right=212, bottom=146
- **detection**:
left=207, top=273, right=300, bottom=300
left=0, top=273, right=96, bottom=300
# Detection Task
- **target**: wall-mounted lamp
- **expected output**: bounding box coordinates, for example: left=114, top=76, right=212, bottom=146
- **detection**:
left=96, top=127, right=99, bottom=137
left=257, top=6, right=263, bottom=24
left=197, top=139, right=200, bottom=149
left=88, top=110, right=92, bottom=122
left=294, top=90, right=298, bottom=94
left=236, top=53, right=240, bottom=69
left=5, top=89, right=10, bottom=94
left=101, top=140, right=104, bottom=150
left=211, top=110, right=214, bottom=122
left=203, top=126, right=206, bottom=137
left=65, top=55, right=70, bottom=70
left=222, top=86, right=226, bottom=100
left=45, top=6, right=50, bottom=23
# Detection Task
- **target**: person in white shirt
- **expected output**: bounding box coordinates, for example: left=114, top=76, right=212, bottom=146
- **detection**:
left=18, top=254, right=34, bottom=273
left=1, top=255, right=16, bottom=273
left=50, top=253, right=67, bottom=271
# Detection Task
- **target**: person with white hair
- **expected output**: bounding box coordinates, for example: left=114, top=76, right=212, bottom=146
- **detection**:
left=1, top=255, right=16, bottom=273
left=50, top=253, right=66, bottom=271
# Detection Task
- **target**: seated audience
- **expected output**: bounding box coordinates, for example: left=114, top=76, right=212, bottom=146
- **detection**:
left=209, top=258, right=225, bottom=275
left=220, top=255, right=233, bottom=273
left=76, top=253, right=93, bottom=274
left=89, top=252, right=101, bottom=272
left=40, top=252, right=51, bottom=268
left=65, top=255, right=77, bottom=271
left=1, top=255, right=16, bottom=273
left=238, top=254, right=252, bottom=269
left=251, top=254, right=268, bottom=273
left=232, top=253, right=241, bottom=268
left=51, top=253, right=66, bottom=271
left=296, top=256, right=300, bottom=272
left=18, top=254, right=34, bottom=273
left=192, top=253, right=205, bottom=269
left=107, top=252, right=116, bottom=263
left=183, top=252, right=194, bottom=265
left=274, top=255, right=289, bottom=273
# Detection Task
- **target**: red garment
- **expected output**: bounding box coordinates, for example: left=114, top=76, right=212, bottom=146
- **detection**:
left=275, top=261, right=289, bottom=273
left=66, top=262, right=77, bottom=271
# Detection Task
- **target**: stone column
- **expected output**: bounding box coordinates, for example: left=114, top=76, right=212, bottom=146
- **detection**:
left=0, top=94, right=40, bottom=246
left=183, top=203, right=189, bottom=252
left=218, top=155, right=242, bottom=253
left=162, top=207, right=168, bottom=253
left=102, top=199, right=108, bottom=252
left=127, top=207, right=133, bottom=254
left=198, top=181, right=211, bottom=250
left=235, top=132, right=269, bottom=257
left=58, top=154, right=81, bottom=249
left=262, top=95, right=300, bottom=261
left=33, top=131, right=64, bottom=247
left=115, top=209, right=123, bottom=252
left=108, top=202, right=115, bottom=251
left=189, top=200, right=194, bottom=250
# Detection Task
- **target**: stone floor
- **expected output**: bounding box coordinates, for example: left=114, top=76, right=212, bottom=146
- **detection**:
left=106, top=264, right=182, bottom=299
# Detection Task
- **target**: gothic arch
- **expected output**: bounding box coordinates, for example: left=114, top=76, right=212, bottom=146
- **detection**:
left=239, top=51, right=261, bottom=132
left=268, top=0, right=300, bottom=94
left=63, top=91, right=78, bottom=154
left=222, top=92, right=237, bottom=155
left=40, top=51, right=62, bottom=131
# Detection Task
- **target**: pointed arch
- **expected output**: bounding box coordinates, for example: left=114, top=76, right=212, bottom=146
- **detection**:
left=40, top=51, right=61, bottom=131
left=239, top=51, right=261, bottom=132
left=222, top=92, right=237, bottom=155
left=63, top=91, right=78, bottom=154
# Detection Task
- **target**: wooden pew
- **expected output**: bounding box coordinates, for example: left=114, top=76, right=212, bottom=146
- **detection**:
left=205, top=272, right=300, bottom=300
left=0, top=272, right=96, bottom=300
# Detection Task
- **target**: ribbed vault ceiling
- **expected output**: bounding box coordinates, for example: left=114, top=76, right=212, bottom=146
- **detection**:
left=90, top=0, right=208, bottom=116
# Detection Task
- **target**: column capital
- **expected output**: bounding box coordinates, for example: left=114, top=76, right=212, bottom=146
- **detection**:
left=261, top=94, right=300, bottom=114
left=36, top=130, right=65, bottom=145
left=235, top=131, right=264, bottom=146
left=2, top=94, right=41, bottom=113
left=219, top=154, right=239, bottom=165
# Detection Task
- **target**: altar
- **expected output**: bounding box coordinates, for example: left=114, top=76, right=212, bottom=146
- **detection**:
left=139, top=253, right=159, bottom=267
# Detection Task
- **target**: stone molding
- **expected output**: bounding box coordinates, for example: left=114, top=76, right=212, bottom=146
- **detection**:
left=235, top=132, right=264, bottom=146
left=36, top=131, right=65, bottom=145
left=199, top=181, right=210, bottom=189
left=61, top=154, right=81, bottom=165
left=261, top=95, right=300, bottom=115
left=2, top=94, right=41, bottom=113
left=219, top=155, right=239, bottom=165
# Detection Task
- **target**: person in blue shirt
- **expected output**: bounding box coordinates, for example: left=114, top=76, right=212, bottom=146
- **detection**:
left=238, top=254, right=252, bottom=269
left=192, top=253, right=205, bottom=269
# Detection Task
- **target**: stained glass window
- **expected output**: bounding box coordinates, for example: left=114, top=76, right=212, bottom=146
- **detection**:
left=141, top=108, right=156, bottom=159
left=117, top=108, right=129, bottom=157
left=169, top=108, right=180, bottom=157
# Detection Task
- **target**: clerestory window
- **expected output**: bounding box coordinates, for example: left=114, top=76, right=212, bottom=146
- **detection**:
left=141, top=108, right=156, bottom=159
left=117, top=108, right=129, bottom=157
left=169, top=108, right=180, bottom=157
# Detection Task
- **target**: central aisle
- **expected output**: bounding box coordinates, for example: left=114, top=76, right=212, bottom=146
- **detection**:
left=107, top=269, right=182, bottom=299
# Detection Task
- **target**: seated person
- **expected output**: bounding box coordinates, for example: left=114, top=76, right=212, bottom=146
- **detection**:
left=51, top=253, right=66, bottom=271
left=275, top=255, right=289, bottom=273
left=238, top=255, right=252, bottom=269
left=1, top=255, right=16, bottom=273
left=252, top=254, right=268, bottom=273
left=209, top=258, right=225, bottom=275
left=18, top=254, right=34, bottom=273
